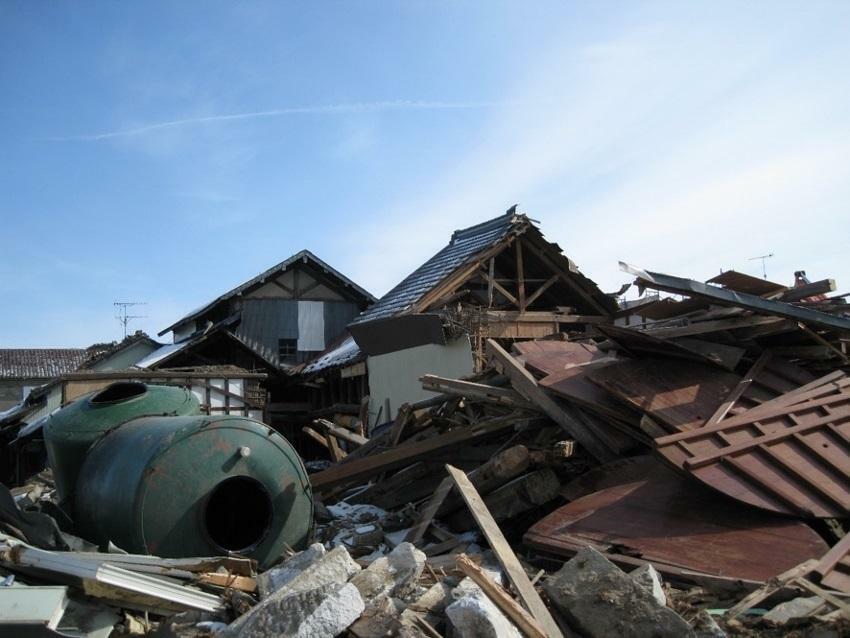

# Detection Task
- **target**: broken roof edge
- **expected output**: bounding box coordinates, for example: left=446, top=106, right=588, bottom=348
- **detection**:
left=620, top=262, right=850, bottom=333
left=350, top=212, right=533, bottom=326
left=157, top=249, right=377, bottom=337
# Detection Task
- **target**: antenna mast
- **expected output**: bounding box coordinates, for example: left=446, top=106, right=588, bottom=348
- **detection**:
left=114, top=301, right=147, bottom=338
left=748, top=253, right=775, bottom=280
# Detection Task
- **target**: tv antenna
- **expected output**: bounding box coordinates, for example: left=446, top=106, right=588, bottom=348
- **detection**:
left=748, top=253, right=774, bottom=280
left=114, top=301, right=147, bottom=338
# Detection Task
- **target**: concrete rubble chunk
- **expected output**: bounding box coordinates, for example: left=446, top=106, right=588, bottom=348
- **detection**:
left=762, top=596, right=825, bottom=624
left=543, top=546, right=695, bottom=638
left=445, top=585, right=523, bottom=638
left=351, top=541, right=426, bottom=602
left=257, top=543, right=327, bottom=598
left=691, top=610, right=727, bottom=638
left=630, top=563, right=666, bottom=606
left=220, top=581, right=365, bottom=638
left=263, top=545, right=360, bottom=598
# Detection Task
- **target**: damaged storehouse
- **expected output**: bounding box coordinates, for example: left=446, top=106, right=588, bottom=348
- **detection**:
left=303, top=209, right=616, bottom=430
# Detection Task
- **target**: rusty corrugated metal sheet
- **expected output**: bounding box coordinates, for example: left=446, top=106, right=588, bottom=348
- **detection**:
left=524, top=456, right=829, bottom=585
left=655, top=374, right=850, bottom=518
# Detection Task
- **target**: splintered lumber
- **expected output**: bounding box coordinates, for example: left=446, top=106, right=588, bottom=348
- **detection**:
left=325, top=432, right=347, bottom=462
left=302, top=426, right=330, bottom=449
left=448, top=468, right=561, bottom=529
left=486, top=339, right=616, bottom=462
left=420, top=374, right=537, bottom=410
left=455, top=553, right=548, bottom=638
left=404, top=477, right=454, bottom=545
left=813, top=531, right=850, bottom=593
left=310, top=414, right=525, bottom=491
left=445, top=464, right=564, bottom=638
left=624, top=265, right=850, bottom=333
left=725, top=559, right=820, bottom=619
left=435, top=445, right=533, bottom=517
left=781, top=278, right=837, bottom=302
left=704, top=352, right=773, bottom=426
left=315, top=419, right=369, bottom=446
left=196, top=572, right=257, bottom=593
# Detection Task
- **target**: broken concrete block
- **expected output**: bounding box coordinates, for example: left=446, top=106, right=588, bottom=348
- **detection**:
left=762, top=596, right=825, bottom=624
left=266, top=545, right=360, bottom=598
left=348, top=523, right=384, bottom=547
left=543, top=547, right=695, bottom=638
left=257, top=543, right=327, bottom=598
left=221, top=581, right=365, bottom=638
left=630, top=563, right=666, bottom=606
left=691, top=610, right=727, bottom=638
left=351, top=541, right=425, bottom=602
left=445, top=592, right=522, bottom=638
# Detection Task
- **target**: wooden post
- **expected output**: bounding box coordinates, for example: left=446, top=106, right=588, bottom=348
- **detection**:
left=488, top=257, right=495, bottom=307
left=516, top=239, right=526, bottom=311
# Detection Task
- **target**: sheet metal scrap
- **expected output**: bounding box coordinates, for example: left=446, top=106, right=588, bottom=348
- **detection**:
left=621, top=262, right=850, bottom=334
left=524, top=457, right=829, bottom=586
left=655, top=375, right=850, bottom=518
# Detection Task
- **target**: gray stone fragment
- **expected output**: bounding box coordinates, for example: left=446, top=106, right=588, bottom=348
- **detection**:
left=762, top=596, right=825, bottom=624
left=543, top=547, right=695, bottom=638
left=351, top=541, right=425, bottom=602
left=445, top=592, right=522, bottom=638
left=630, top=563, right=666, bottom=606
left=220, top=581, right=364, bottom=638
left=257, top=543, right=327, bottom=598
left=268, top=545, right=360, bottom=597
left=691, top=610, right=727, bottom=638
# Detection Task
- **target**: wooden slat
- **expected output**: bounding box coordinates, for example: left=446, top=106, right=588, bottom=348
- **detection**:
left=487, top=339, right=616, bottom=462
left=445, top=465, right=564, bottom=638
left=455, top=554, right=547, bottom=638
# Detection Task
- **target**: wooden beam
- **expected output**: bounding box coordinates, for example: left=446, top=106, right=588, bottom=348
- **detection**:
left=420, top=375, right=538, bottom=410
left=705, top=352, right=772, bottom=426
left=270, top=279, right=295, bottom=296
left=326, top=433, right=347, bottom=462
left=797, top=322, right=850, bottom=364
left=302, top=426, right=330, bottom=449
left=523, top=274, right=558, bottom=309
left=481, top=268, right=520, bottom=307
left=781, top=278, right=837, bottom=302
left=314, top=419, right=369, bottom=446
left=488, top=257, right=495, bottom=307
left=486, top=339, right=616, bottom=463
left=309, top=413, right=525, bottom=491
left=445, top=465, right=564, bottom=638
left=455, top=554, right=548, bottom=638
left=404, top=476, right=454, bottom=545
left=516, top=239, right=526, bottom=311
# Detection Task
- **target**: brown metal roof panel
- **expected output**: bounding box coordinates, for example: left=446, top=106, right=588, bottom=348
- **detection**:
left=524, top=456, right=828, bottom=585
left=655, top=382, right=850, bottom=517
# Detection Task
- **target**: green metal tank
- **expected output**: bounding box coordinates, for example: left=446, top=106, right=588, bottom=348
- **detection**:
left=74, top=414, right=313, bottom=568
left=44, top=382, right=200, bottom=505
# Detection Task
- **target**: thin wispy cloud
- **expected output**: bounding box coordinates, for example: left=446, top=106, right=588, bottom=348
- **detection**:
left=48, top=99, right=526, bottom=142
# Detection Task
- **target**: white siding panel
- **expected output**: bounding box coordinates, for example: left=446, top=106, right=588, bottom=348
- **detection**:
left=297, top=301, right=325, bottom=351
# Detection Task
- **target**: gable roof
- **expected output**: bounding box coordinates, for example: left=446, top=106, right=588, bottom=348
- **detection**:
left=0, top=349, right=91, bottom=379
left=352, top=211, right=614, bottom=325
left=353, top=212, right=525, bottom=325
left=159, top=249, right=377, bottom=336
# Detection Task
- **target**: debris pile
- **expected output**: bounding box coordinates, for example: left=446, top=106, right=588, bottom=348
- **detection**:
left=2, top=262, right=850, bottom=637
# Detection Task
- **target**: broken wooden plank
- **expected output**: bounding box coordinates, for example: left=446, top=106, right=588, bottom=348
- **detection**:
left=455, top=553, right=548, bottom=638
left=725, top=559, right=820, bottom=619
left=196, top=572, right=257, bottom=593
left=445, top=464, right=564, bottom=638
left=487, top=338, right=616, bottom=462
left=404, top=476, right=454, bottom=546
left=310, top=413, right=526, bottom=491
left=315, top=419, right=369, bottom=446
left=420, top=375, right=537, bottom=410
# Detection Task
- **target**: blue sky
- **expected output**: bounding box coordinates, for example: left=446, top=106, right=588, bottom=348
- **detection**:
left=2, top=1, right=849, bottom=347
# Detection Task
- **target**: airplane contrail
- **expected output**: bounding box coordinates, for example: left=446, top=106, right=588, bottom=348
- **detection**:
left=49, top=99, right=518, bottom=141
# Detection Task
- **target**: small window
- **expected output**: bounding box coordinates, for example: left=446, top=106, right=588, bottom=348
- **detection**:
left=278, top=338, right=297, bottom=363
